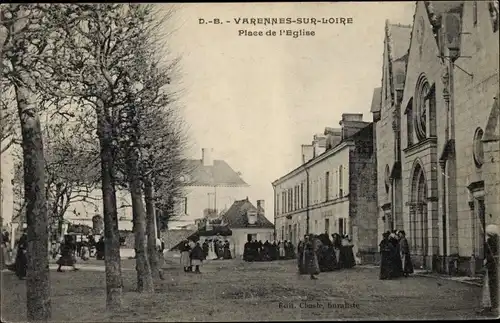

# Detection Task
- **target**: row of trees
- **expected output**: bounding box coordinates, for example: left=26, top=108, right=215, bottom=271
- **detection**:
left=1, top=4, right=189, bottom=321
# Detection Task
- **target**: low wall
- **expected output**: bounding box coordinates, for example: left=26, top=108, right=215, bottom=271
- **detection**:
left=117, top=229, right=196, bottom=251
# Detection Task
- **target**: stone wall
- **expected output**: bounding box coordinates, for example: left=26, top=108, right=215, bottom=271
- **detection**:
left=349, top=125, right=379, bottom=263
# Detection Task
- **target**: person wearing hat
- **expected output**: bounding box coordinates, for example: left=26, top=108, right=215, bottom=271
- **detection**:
left=479, top=224, right=499, bottom=316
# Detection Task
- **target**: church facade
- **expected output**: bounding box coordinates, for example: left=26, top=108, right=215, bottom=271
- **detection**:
left=372, top=1, right=499, bottom=274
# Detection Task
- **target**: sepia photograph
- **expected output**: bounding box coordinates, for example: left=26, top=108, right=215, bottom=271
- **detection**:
left=1, top=1, right=499, bottom=322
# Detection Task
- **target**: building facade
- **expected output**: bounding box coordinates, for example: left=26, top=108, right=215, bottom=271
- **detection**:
left=272, top=114, right=378, bottom=262
left=63, top=148, right=249, bottom=233
left=372, top=1, right=499, bottom=274
left=169, top=148, right=250, bottom=230
left=371, top=21, right=412, bottom=238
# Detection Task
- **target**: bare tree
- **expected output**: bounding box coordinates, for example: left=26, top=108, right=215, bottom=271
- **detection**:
left=1, top=4, right=76, bottom=320
left=43, top=117, right=100, bottom=240
left=49, top=3, right=172, bottom=307
left=0, top=86, right=21, bottom=154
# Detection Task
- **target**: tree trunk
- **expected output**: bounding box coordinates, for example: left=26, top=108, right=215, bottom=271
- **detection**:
left=144, top=178, right=161, bottom=280
left=96, top=104, right=123, bottom=310
left=127, top=150, right=154, bottom=293
left=14, top=84, right=51, bottom=321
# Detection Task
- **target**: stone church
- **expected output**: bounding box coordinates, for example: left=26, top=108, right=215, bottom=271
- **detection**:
left=372, top=1, right=499, bottom=275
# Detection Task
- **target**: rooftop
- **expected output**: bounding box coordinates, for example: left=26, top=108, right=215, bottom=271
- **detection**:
left=221, top=198, right=274, bottom=229
left=183, top=159, right=248, bottom=187
left=370, top=87, right=382, bottom=113
left=386, top=22, right=412, bottom=62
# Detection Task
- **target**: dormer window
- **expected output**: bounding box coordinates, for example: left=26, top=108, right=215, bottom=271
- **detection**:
left=247, top=210, right=257, bottom=225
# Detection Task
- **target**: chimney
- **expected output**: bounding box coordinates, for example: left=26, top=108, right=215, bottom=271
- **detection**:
left=247, top=209, right=257, bottom=225
left=341, top=113, right=363, bottom=122
left=257, top=200, right=265, bottom=215
left=312, top=134, right=326, bottom=157
left=324, top=127, right=342, bottom=150
left=301, top=144, right=314, bottom=164
left=201, top=148, right=214, bottom=166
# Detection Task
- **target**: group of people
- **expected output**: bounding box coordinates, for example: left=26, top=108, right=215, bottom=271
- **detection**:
left=379, top=230, right=413, bottom=280
left=298, top=233, right=356, bottom=279
left=202, top=238, right=232, bottom=261
left=49, top=234, right=105, bottom=261
left=243, top=240, right=296, bottom=262
left=179, top=237, right=232, bottom=273
left=5, top=231, right=81, bottom=278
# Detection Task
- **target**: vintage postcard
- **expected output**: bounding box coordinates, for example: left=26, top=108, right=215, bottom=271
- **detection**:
left=1, top=1, right=499, bottom=322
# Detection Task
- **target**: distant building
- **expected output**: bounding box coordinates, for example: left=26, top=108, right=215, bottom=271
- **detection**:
left=169, top=148, right=250, bottom=230
left=272, top=114, right=378, bottom=263
left=61, top=147, right=249, bottom=236
left=169, top=198, right=274, bottom=258
left=220, top=198, right=274, bottom=257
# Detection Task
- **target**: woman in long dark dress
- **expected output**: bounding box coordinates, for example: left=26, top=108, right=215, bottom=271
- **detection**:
left=300, top=234, right=321, bottom=280
left=15, top=231, right=28, bottom=279
left=398, top=230, right=413, bottom=277
left=95, top=237, right=105, bottom=260
left=57, top=235, right=78, bottom=272
left=202, top=240, right=209, bottom=260
left=297, top=237, right=306, bottom=274
left=389, top=232, right=403, bottom=278
left=379, top=231, right=393, bottom=280
left=318, top=234, right=336, bottom=272
left=190, top=242, right=204, bottom=273
left=223, top=240, right=232, bottom=259
left=339, top=235, right=356, bottom=269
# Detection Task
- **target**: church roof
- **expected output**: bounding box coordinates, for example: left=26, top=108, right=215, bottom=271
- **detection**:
left=370, top=87, right=383, bottom=113
left=386, top=22, right=412, bottom=62
left=483, top=95, right=500, bottom=142
left=221, top=199, right=274, bottom=229
left=183, top=159, right=248, bottom=187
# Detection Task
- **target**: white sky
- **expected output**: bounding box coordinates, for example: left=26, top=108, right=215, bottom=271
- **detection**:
left=1, top=3, right=416, bottom=224
left=165, top=2, right=416, bottom=221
